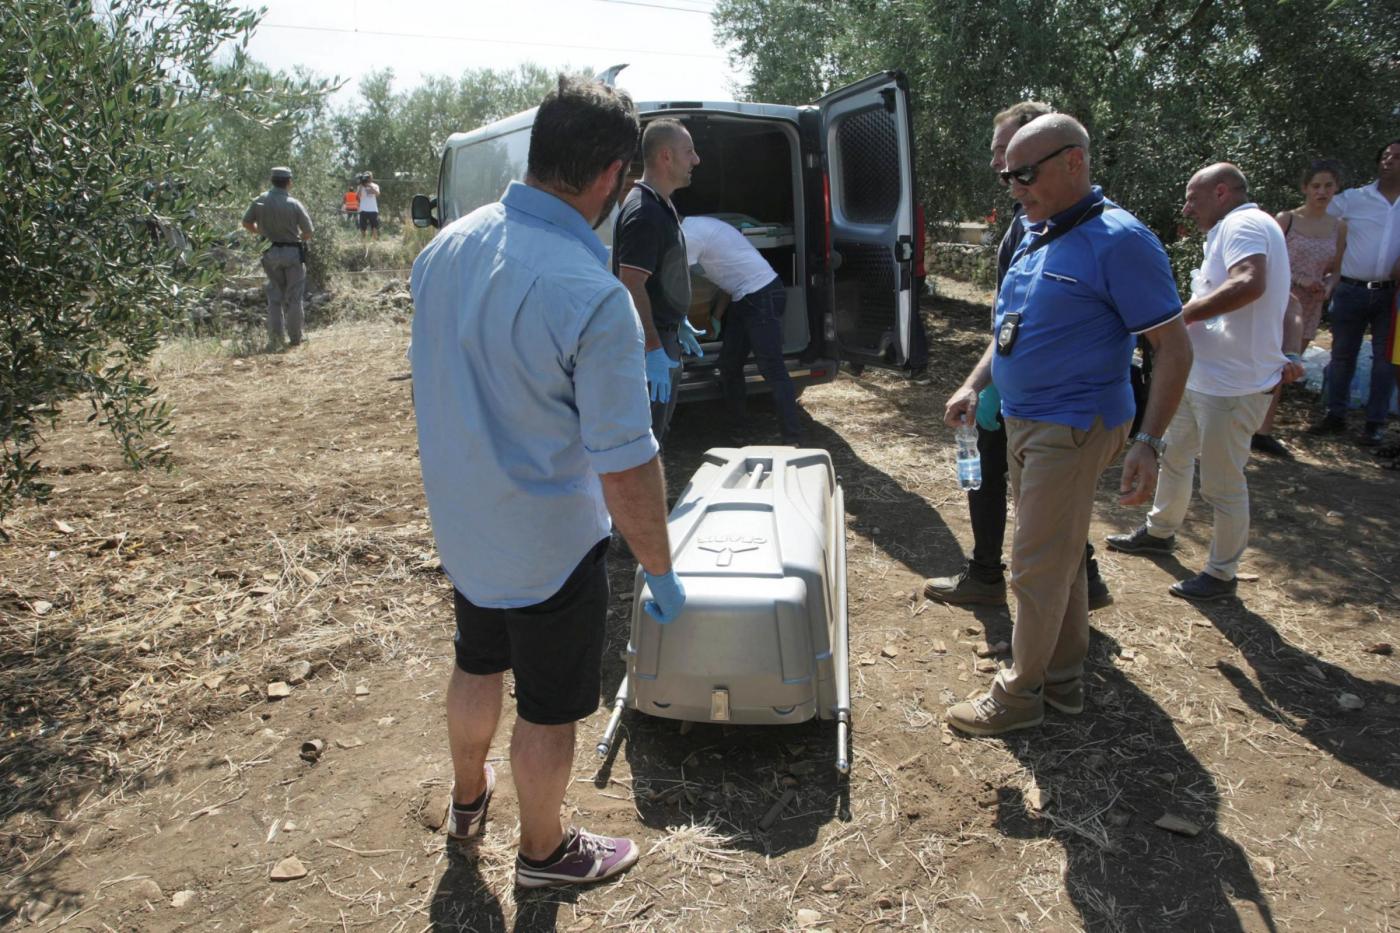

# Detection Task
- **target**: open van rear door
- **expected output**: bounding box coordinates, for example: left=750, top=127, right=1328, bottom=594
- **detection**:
left=816, top=72, right=916, bottom=370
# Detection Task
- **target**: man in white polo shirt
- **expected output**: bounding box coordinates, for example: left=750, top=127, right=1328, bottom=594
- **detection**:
left=1109, top=163, right=1301, bottom=602
left=1314, top=139, right=1400, bottom=447
left=682, top=215, right=803, bottom=443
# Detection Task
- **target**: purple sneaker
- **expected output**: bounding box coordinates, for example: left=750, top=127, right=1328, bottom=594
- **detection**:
left=514, top=828, right=639, bottom=888
left=444, top=763, right=494, bottom=840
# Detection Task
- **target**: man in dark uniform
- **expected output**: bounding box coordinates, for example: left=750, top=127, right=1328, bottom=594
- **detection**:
left=614, top=119, right=703, bottom=446
left=243, top=166, right=314, bottom=351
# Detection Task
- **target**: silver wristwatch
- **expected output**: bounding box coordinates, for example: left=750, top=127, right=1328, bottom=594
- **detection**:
left=1132, top=432, right=1166, bottom=457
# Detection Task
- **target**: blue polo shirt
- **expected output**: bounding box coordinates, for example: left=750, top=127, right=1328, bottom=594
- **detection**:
left=991, top=188, right=1182, bottom=430
left=410, top=182, right=658, bottom=608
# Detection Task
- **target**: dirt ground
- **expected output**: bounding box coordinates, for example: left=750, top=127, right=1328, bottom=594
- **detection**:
left=2, top=275, right=1397, bottom=932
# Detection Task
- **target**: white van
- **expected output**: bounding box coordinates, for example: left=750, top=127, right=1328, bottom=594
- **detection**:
left=411, top=68, right=918, bottom=401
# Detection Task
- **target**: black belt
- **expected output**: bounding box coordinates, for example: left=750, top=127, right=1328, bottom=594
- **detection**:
left=1340, top=276, right=1395, bottom=290
left=269, top=241, right=302, bottom=249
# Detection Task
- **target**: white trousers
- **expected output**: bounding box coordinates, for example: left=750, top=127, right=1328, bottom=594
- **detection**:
left=1146, top=388, right=1273, bottom=580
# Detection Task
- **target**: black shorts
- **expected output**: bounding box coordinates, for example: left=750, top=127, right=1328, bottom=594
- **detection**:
left=358, top=210, right=380, bottom=230
left=453, top=537, right=610, bottom=725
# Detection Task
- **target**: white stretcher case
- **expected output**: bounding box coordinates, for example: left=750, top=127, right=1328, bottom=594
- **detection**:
left=595, top=447, right=852, bottom=773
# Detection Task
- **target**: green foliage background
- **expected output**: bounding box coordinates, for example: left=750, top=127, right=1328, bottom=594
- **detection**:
left=1, top=0, right=331, bottom=518
left=2, top=0, right=587, bottom=520
left=713, top=0, right=1400, bottom=246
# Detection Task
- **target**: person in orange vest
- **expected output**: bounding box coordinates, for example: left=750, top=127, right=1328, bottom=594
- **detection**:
left=342, top=187, right=360, bottom=222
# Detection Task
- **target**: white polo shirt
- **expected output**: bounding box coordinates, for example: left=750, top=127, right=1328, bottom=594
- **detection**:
left=1328, top=182, right=1400, bottom=282
left=681, top=216, right=780, bottom=301
left=1186, top=202, right=1291, bottom=397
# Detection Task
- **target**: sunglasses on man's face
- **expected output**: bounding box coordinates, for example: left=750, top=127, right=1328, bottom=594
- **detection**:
left=999, top=143, right=1080, bottom=186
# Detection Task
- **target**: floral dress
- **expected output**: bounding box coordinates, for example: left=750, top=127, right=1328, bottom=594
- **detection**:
left=1284, top=218, right=1338, bottom=342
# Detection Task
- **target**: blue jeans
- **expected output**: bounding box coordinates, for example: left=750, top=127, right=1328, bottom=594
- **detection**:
left=720, top=279, right=802, bottom=439
left=1325, top=281, right=1396, bottom=424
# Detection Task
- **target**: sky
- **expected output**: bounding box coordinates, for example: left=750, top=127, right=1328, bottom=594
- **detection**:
left=232, top=0, right=743, bottom=108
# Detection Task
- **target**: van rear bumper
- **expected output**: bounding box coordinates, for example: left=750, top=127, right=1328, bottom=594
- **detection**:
left=676, top=357, right=840, bottom=403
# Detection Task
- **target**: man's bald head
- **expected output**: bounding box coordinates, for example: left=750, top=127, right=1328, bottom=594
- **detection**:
left=1012, top=114, right=1090, bottom=158
left=1004, top=114, right=1093, bottom=222
left=1183, top=162, right=1249, bottom=232
left=1190, top=162, right=1248, bottom=197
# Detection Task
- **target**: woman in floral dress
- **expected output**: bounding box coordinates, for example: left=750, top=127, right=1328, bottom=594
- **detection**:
left=1250, top=161, right=1349, bottom=457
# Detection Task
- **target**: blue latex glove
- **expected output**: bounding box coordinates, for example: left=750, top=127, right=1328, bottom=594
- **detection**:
left=678, top=320, right=705, bottom=358
left=643, top=569, right=686, bottom=624
left=975, top=383, right=1003, bottom=432
left=645, top=347, right=680, bottom=403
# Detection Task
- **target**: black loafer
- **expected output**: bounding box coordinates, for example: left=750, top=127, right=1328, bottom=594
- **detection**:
left=1169, top=571, right=1237, bottom=602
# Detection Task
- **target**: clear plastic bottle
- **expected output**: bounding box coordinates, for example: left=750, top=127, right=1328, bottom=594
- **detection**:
left=955, top=421, right=982, bottom=491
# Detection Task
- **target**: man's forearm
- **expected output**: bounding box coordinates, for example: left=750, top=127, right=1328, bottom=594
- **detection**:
left=600, top=455, right=672, bottom=575
left=1137, top=321, right=1192, bottom=438
left=621, top=280, right=662, bottom=350
left=1182, top=258, right=1265, bottom=324
left=962, top=339, right=997, bottom=393
left=242, top=221, right=258, bottom=235
left=1282, top=299, right=1302, bottom=356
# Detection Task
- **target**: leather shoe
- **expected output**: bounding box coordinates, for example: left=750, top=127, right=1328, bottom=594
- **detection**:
left=1307, top=414, right=1346, bottom=435
left=1169, top=571, right=1237, bottom=602
left=1106, top=524, right=1175, bottom=555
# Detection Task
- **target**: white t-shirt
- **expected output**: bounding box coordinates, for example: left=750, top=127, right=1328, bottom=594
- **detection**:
left=357, top=184, right=379, bottom=213
left=1186, top=203, right=1291, bottom=396
left=681, top=216, right=779, bottom=301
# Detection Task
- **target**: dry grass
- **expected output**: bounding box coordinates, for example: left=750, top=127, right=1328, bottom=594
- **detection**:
left=1, top=275, right=1397, bottom=931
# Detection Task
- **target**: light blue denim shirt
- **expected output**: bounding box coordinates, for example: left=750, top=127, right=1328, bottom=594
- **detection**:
left=410, top=182, right=657, bottom=608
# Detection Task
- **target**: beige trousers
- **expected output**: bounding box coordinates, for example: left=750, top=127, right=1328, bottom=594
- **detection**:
left=996, top=416, right=1129, bottom=703
left=1146, top=388, right=1273, bottom=580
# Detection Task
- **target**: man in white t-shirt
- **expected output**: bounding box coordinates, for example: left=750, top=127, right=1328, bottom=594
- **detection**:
left=1108, top=163, right=1302, bottom=602
left=682, top=215, right=802, bottom=442
left=356, top=171, right=381, bottom=239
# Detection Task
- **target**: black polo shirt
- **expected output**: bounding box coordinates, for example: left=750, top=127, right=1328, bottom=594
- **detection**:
left=614, top=182, right=690, bottom=330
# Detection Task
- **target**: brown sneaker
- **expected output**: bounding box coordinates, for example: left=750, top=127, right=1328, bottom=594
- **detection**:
left=946, top=691, right=1043, bottom=736
left=1043, top=679, right=1084, bottom=715
left=922, top=569, right=1006, bottom=606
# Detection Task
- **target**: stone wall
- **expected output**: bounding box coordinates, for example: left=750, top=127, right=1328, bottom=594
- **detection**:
left=926, top=242, right=996, bottom=290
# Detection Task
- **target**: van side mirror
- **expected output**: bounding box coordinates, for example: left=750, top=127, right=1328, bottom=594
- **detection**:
left=411, top=194, right=439, bottom=229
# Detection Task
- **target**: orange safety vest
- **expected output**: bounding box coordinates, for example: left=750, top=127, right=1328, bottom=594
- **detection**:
left=344, top=190, right=359, bottom=211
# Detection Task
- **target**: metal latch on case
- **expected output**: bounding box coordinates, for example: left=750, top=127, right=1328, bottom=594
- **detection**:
left=710, top=688, right=731, bottom=721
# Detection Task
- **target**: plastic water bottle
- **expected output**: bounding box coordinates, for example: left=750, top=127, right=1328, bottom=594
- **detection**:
left=955, top=422, right=982, bottom=491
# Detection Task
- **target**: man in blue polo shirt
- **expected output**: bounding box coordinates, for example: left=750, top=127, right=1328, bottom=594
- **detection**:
left=410, top=78, right=685, bottom=887
left=941, top=114, right=1193, bottom=737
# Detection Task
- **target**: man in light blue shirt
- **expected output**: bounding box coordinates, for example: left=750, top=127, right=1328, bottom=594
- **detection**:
left=410, top=78, right=684, bottom=889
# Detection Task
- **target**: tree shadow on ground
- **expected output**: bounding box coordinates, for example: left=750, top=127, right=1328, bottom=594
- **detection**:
left=0, top=612, right=200, bottom=924
left=1142, top=552, right=1400, bottom=791
left=993, top=629, right=1275, bottom=932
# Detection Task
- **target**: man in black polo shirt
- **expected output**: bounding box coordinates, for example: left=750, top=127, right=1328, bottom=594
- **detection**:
left=615, top=119, right=702, bottom=445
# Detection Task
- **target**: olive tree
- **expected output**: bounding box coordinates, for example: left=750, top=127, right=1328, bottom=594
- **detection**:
left=713, top=0, right=1400, bottom=244
left=0, top=0, right=331, bottom=519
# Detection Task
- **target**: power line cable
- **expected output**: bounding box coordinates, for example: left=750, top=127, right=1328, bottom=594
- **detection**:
left=258, top=22, right=725, bottom=60
left=584, top=0, right=716, bottom=13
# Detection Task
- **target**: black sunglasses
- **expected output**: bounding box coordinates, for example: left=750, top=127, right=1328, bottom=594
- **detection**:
left=999, top=143, right=1080, bottom=186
